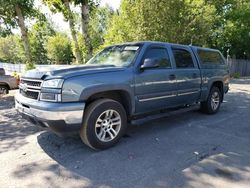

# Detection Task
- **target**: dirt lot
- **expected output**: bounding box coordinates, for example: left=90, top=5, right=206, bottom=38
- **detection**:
left=1, top=79, right=250, bottom=188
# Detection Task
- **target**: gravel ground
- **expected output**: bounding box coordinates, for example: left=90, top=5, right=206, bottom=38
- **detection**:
left=0, top=79, right=250, bottom=188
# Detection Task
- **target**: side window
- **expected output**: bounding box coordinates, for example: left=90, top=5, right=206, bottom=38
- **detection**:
left=198, top=50, right=225, bottom=65
left=172, top=48, right=195, bottom=68
left=143, top=48, right=171, bottom=68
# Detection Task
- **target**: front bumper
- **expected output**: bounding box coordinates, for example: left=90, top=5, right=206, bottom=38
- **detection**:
left=15, top=93, right=85, bottom=135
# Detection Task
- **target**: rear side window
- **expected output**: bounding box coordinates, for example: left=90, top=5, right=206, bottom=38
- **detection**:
left=198, top=50, right=225, bottom=65
left=144, top=48, right=171, bottom=68
left=172, top=49, right=194, bottom=68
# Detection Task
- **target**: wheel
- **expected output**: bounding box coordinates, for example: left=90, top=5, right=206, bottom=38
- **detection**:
left=80, top=99, right=127, bottom=150
left=0, top=85, right=9, bottom=96
left=200, top=87, right=222, bottom=114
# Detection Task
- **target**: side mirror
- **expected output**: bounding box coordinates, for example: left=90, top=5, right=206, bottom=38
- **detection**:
left=140, top=58, right=160, bottom=69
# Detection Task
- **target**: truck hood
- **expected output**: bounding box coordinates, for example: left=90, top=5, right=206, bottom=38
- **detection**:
left=22, top=65, right=125, bottom=80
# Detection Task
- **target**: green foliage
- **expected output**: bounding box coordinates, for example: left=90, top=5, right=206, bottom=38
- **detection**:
left=29, top=16, right=56, bottom=64
left=74, top=5, right=114, bottom=62
left=208, top=0, right=250, bottom=59
left=232, top=72, right=241, bottom=78
left=1, top=0, right=249, bottom=65
left=0, top=35, right=25, bottom=63
left=47, top=33, right=73, bottom=64
left=0, top=26, right=12, bottom=37
left=89, top=6, right=114, bottom=52
left=25, top=61, right=36, bottom=70
left=43, top=0, right=72, bottom=21
left=0, top=0, right=39, bottom=68
left=105, top=0, right=216, bottom=46
left=0, top=0, right=38, bottom=20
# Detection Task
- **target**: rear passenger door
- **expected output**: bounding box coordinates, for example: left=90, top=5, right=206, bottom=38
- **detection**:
left=170, top=45, right=201, bottom=105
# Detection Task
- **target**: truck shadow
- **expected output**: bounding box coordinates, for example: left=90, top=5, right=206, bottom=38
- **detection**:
left=35, top=86, right=250, bottom=187
left=0, top=95, right=41, bottom=154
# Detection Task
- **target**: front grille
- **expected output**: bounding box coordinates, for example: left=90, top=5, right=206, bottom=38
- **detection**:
left=20, top=79, right=42, bottom=88
left=19, top=79, right=43, bottom=100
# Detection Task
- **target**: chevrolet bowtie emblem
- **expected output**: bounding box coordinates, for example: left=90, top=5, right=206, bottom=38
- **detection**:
left=21, top=83, right=28, bottom=92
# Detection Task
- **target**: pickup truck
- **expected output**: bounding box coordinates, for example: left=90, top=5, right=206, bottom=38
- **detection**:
left=0, top=68, right=19, bottom=96
left=15, top=42, right=230, bottom=150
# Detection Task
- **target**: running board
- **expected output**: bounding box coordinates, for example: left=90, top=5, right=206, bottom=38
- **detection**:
left=130, top=105, right=200, bottom=125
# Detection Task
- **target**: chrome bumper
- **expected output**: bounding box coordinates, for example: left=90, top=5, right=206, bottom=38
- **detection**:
left=15, top=93, right=85, bottom=124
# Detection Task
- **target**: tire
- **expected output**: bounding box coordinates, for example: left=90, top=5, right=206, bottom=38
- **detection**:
left=200, top=87, right=222, bottom=114
left=80, top=99, right=127, bottom=150
left=0, top=85, right=9, bottom=96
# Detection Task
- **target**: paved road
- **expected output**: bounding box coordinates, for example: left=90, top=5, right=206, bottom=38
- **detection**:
left=1, top=79, right=250, bottom=188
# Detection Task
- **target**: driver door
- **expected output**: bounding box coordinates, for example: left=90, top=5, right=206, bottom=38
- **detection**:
left=134, top=45, right=178, bottom=114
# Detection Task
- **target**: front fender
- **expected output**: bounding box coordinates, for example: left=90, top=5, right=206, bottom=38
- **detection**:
left=79, top=84, right=135, bottom=114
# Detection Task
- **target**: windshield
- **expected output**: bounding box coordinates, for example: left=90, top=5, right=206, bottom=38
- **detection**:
left=87, top=45, right=141, bottom=67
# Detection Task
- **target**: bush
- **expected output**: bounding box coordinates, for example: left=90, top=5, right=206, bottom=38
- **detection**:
left=47, top=33, right=73, bottom=64
left=232, top=72, right=241, bottom=79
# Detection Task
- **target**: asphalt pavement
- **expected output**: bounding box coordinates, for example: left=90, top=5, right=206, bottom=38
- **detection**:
left=0, top=79, right=250, bottom=188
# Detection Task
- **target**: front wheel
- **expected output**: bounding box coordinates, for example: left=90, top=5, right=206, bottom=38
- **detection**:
left=80, top=99, right=127, bottom=150
left=200, top=87, right=222, bottom=114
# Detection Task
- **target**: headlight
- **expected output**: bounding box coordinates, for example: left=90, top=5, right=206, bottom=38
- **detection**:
left=42, top=79, right=64, bottom=88
left=40, top=86, right=62, bottom=102
left=40, top=93, right=61, bottom=102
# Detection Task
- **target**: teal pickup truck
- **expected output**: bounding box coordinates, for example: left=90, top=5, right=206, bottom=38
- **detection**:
left=15, top=42, right=230, bottom=150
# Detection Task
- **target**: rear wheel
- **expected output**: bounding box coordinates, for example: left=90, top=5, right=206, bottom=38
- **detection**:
left=0, top=85, right=9, bottom=96
left=80, top=99, right=127, bottom=150
left=200, top=87, right=222, bottom=114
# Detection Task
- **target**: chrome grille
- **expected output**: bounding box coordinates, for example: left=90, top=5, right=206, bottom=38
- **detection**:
left=19, top=79, right=43, bottom=100
left=20, top=79, right=42, bottom=88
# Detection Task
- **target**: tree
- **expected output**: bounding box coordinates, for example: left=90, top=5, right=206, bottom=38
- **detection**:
left=0, top=25, right=12, bottom=37
left=80, top=0, right=93, bottom=59
left=0, top=0, right=37, bottom=68
left=89, top=5, right=114, bottom=51
left=47, top=33, right=73, bottom=64
left=76, top=5, right=113, bottom=61
left=29, top=15, right=56, bottom=64
left=43, top=0, right=82, bottom=63
left=104, top=0, right=216, bottom=47
left=0, top=35, right=25, bottom=63
left=207, top=0, right=250, bottom=59
left=73, top=0, right=99, bottom=60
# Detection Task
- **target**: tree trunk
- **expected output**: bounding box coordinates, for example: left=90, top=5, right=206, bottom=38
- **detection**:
left=15, top=4, right=32, bottom=63
left=64, top=0, right=82, bottom=64
left=81, top=1, right=93, bottom=61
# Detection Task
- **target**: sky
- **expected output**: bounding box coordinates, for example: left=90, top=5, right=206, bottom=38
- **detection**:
left=33, top=0, right=121, bottom=33
left=100, top=0, right=121, bottom=10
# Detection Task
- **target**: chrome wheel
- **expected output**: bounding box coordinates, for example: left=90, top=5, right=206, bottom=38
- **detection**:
left=95, top=109, right=121, bottom=142
left=211, top=91, right=220, bottom=111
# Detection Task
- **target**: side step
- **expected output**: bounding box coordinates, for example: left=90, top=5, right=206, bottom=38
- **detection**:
left=130, top=104, right=200, bottom=125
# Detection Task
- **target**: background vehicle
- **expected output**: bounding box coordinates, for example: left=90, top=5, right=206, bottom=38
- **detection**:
left=15, top=42, right=230, bottom=150
left=0, top=68, right=19, bottom=96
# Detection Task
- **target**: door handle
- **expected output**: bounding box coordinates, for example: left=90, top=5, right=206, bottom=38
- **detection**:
left=169, top=74, right=176, bottom=80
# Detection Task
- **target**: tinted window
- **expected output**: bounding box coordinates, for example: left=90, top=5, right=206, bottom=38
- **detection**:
left=172, top=49, right=194, bottom=68
left=144, top=48, right=171, bottom=68
left=198, top=50, right=224, bottom=64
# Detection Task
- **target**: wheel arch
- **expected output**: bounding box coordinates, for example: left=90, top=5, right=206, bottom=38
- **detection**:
left=209, top=80, right=224, bottom=102
left=83, top=89, right=134, bottom=118
left=0, top=82, right=10, bottom=89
